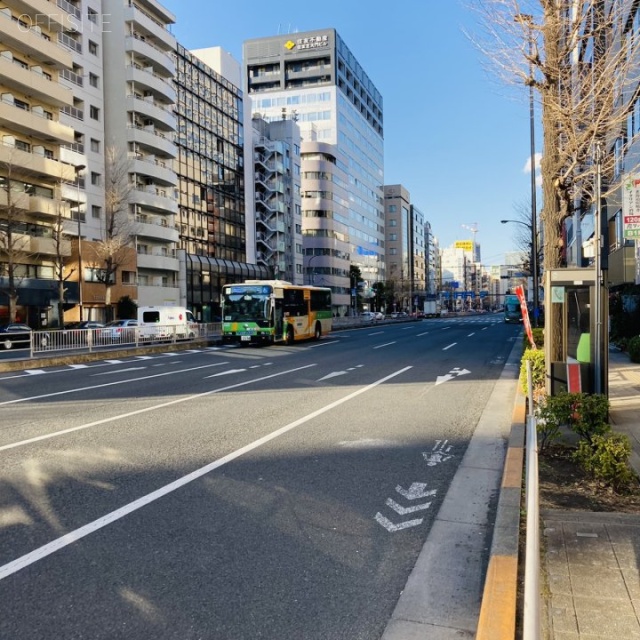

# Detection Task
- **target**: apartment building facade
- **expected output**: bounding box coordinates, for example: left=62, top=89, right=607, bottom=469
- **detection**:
left=243, top=29, right=385, bottom=313
left=102, top=0, right=180, bottom=309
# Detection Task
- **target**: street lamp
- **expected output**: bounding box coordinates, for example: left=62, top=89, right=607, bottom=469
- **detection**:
left=514, top=13, right=540, bottom=328
left=74, top=164, right=85, bottom=321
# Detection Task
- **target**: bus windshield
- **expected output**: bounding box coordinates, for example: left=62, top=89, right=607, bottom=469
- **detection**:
left=222, top=286, right=271, bottom=323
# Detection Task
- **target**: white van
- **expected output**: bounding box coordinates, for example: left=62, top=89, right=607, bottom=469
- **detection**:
left=138, top=306, right=199, bottom=341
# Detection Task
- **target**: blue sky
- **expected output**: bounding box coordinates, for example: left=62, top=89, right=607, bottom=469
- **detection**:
left=161, top=0, right=536, bottom=267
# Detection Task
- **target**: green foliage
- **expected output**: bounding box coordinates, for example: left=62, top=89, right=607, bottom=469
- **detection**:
left=571, top=393, right=610, bottom=443
left=523, top=327, right=545, bottom=350
left=116, top=295, right=137, bottom=320
left=536, top=391, right=610, bottom=445
left=519, top=348, right=546, bottom=396
left=573, top=433, right=635, bottom=492
left=629, top=336, right=640, bottom=364
left=609, top=289, right=640, bottom=346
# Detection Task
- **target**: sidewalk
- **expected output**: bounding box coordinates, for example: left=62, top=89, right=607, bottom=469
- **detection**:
left=541, top=349, right=640, bottom=640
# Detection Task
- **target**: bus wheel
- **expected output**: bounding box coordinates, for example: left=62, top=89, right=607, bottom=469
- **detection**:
left=314, top=322, right=321, bottom=340
left=286, top=326, right=294, bottom=345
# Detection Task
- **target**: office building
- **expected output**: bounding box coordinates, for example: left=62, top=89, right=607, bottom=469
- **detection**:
left=244, top=29, right=384, bottom=314
left=174, top=44, right=267, bottom=320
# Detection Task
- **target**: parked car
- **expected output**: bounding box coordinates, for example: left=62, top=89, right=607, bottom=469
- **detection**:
left=64, top=321, right=106, bottom=330
left=373, top=311, right=385, bottom=320
left=100, top=319, right=139, bottom=343
left=61, top=321, right=106, bottom=346
left=0, top=323, right=48, bottom=350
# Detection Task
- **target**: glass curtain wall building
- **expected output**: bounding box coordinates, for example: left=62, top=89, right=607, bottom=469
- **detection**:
left=244, top=29, right=384, bottom=314
left=174, top=44, right=268, bottom=320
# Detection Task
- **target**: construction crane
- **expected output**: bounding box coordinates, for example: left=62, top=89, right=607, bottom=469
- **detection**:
left=461, top=223, right=479, bottom=261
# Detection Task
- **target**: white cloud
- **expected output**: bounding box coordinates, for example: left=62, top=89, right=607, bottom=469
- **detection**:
left=523, top=152, right=543, bottom=187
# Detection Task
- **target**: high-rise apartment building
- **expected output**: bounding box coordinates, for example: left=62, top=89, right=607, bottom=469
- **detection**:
left=244, top=29, right=384, bottom=315
left=102, top=0, right=179, bottom=308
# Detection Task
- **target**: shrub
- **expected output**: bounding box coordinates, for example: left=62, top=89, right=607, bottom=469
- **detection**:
left=571, top=393, right=610, bottom=443
left=522, top=327, right=545, bottom=350
left=573, top=433, right=635, bottom=492
left=629, top=336, right=640, bottom=363
left=519, top=348, right=546, bottom=397
left=536, top=392, right=610, bottom=447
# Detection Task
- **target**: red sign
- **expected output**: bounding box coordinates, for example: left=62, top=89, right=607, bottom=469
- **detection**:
left=515, top=285, right=536, bottom=349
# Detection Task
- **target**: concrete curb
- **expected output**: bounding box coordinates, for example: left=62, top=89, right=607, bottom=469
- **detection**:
left=475, top=382, right=526, bottom=639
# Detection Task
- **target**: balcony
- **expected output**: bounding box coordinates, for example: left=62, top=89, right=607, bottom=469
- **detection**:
left=0, top=10, right=72, bottom=69
left=126, top=64, right=176, bottom=103
left=137, top=252, right=179, bottom=272
left=127, top=95, right=176, bottom=132
left=8, top=0, right=76, bottom=30
left=125, top=34, right=174, bottom=77
left=0, top=142, right=75, bottom=181
left=127, top=124, right=176, bottom=158
left=30, top=194, right=70, bottom=217
left=31, top=235, right=71, bottom=255
left=124, top=5, right=176, bottom=47
left=135, top=218, right=179, bottom=243
left=0, top=56, right=73, bottom=107
left=0, top=100, right=75, bottom=144
left=131, top=184, right=178, bottom=214
left=130, top=157, right=176, bottom=186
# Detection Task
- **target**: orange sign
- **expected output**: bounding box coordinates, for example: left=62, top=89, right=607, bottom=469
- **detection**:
left=515, top=285, right=536, bottom=349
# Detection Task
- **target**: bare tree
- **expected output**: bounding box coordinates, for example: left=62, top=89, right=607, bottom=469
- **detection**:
left=50, top=187, right=74, bottom=329
left=0, top=158, right=31, bottom=322
left=470, top=0, right=640, bottom=357
left=87, top=146, right=134, bottom=321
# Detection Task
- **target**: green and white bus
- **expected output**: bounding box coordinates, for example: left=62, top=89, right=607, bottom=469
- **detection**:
left=221, top=280, right=332, bottom=346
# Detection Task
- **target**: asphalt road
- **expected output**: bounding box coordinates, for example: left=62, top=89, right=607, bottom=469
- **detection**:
left=0, top=315, right=522, bottom=640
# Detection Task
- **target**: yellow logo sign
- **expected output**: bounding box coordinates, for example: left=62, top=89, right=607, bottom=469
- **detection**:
left=455, top=240, right=474, bottom=251
left=285, top=40, right=296, bottom=50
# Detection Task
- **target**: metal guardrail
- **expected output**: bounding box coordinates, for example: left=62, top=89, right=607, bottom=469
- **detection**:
left=0, top=324, right=222, bottom=359
left=524, top=360, right=541, bottom=640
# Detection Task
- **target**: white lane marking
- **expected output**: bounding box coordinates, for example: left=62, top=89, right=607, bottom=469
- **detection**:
left=435, top=374, right=454, bottom=385
left=68, top=364, right=89, bottom=369
left=24, top=370, right=46, bottom=375
left=386, top=498, right=433, bottom=515
left=134, top=356, right=154, bottom=360
left=416, top=332, right=429, bottom=336
left=395, top=483, right=437, bottom=500
left=467, top=332, right=475, bottom=337
left=442, top=343, right=457, bottom=351
left=375, top=513, right=424, bottom=532
left=92, top=367, right=147, bottom=376
left=0, top=362, right=230, bottom=407
left=373, top=342, right=396, bottom=349
left=0, top=365, right=412, bottom=581
left=204, top=369, right=246, bottom=378
left=482, top=327, right=489, bottom=330
left=104, top=360, right=123, bottom=364
left=0, top=364, right=311, bottom=453
left=368, top=331, right=384, bottom=336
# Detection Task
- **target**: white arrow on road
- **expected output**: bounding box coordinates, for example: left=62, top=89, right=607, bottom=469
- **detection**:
left=435, top=368, right=471, bottom=385
left=375, top=513, right=424, bottom=532
left=204, top=369, right=246, bottom=378
left=395, top=483, right=437, bottom=500
left=385, top=498, right=432, bottom=515
left=318, top=371, right=348, bottom=381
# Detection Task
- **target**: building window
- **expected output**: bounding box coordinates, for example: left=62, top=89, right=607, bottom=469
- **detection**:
left=388, top=205, right=397, bottom=213
left=87, top=8, right=98, bottom=23
left=90, top=138, right=100, bottom=153
left=89, top=73, right=99, bottom=88
left=88, top=41, right=98, bottom=56
left=388, top=219, right=397, bottom=227
left=91, top=205, right=101, bottom=218
left=90, top=172, right=100, bottom=186
left=122, top=270, right=136, bottom=285
left=89, top=105, right=100, bottom=120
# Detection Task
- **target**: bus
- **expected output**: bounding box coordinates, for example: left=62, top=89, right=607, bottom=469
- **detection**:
left=221, top=280, right=332, bottom=346
left=504, top=294, right=523, bottom=323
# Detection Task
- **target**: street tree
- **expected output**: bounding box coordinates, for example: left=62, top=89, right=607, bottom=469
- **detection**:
left=0, top=158, right=31, bottom=322
left=471, top=0, right=640, bottom=357
left=50, top=189, right=74, bottom=329
left=87, top=146, right=134, bottom=321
